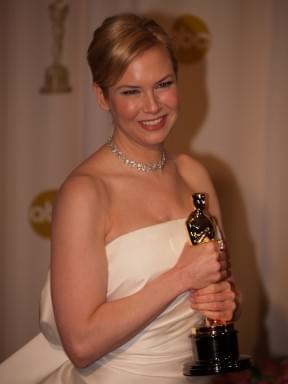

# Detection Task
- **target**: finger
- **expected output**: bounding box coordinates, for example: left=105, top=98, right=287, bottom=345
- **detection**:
left=218, top=251, right=232, bottom=269
left=219, top=268, right=231, bottom=281
left=192, top=281, right=231, bottom=296
left=218, top=254, right=232, bottom=272
left=219, top=259, right=227, bottom=272
left=198, top=310, right=233, bottom=322
left=217, top=239, right=225, bottom=252
left=193, top=300, right=236, bottom=320
left=218, top=251, right=226, bottom=261
left=217, top=261, right=231, bottom=281
left=190, top=293, right=237, bottom=309
left=190, top=290, right=236, bottom=304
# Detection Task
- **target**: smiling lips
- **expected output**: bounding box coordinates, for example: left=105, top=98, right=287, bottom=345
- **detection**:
left=139, top=115, right=167, bottom=130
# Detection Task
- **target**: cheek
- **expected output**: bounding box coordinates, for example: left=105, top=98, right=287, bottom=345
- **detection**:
left=111, top=99, right=140, bottom=121
left=161, top=89, right=179, bottom=110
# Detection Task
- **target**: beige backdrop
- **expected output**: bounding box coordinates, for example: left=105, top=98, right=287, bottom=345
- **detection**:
left=1, top=0, right=288, bottom=363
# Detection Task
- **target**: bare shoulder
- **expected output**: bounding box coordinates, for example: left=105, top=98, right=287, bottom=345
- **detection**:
left=175, top=153, right=213, bottom=190
left=56, top=147, right=110, bottom=210
left=175, top=153, right=223, bottom=224
left=52, top=163, right=111, bottom=239
left=57, top=170, right=108, bottom=208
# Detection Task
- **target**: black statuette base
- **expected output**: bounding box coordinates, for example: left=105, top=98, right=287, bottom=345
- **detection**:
left=183, top=323, right=252, bottom=376
left=183, top=355, right=251, bottom=376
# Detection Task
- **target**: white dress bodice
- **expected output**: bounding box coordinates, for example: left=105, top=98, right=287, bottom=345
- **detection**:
left=39, top=219, right=210, bottom=383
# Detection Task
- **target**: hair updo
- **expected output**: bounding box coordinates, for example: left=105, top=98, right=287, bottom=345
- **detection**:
left=87, top=13, right=178, bottom=94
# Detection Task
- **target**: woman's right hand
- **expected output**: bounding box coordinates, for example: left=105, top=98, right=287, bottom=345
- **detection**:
left=174, top=241, right=229, bottom=292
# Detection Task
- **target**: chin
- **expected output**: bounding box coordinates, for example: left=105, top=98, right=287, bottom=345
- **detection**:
left=142, top=128, right=171, bottom=146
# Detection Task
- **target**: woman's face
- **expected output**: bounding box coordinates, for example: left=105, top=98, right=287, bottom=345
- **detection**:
left=98, top=45, right=179, bottom=147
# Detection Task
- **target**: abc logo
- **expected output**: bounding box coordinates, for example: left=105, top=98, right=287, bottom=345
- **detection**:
left=172, top=14, right=211, bottom=64
left=29, top=190, right=57, bottom=238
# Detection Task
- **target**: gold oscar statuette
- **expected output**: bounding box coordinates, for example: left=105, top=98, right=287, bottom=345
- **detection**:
left=183, top=193, right=251, bottom=376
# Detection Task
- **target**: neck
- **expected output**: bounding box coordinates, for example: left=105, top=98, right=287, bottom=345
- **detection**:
left=106, top=135, right=166, bottom=173
left=111, top=132, right=165, bottom=164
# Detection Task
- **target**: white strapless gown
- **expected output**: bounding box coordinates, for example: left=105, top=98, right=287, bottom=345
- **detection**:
left=39, top=219, right=210, bottom=383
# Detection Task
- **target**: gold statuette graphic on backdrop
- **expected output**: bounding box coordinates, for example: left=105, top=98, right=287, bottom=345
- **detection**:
left=172, top=15, right=211, bottom=64
left=183, top=193, right=251, bottom=376
left=40, top=0, right=72, bottom=94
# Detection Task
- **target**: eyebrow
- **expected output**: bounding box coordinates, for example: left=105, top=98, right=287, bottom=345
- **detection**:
left=115, top=74, right=175, bottom=90
left=116, top=84, right=140, bottom=91
left=155, top=74, right=175, bottom=84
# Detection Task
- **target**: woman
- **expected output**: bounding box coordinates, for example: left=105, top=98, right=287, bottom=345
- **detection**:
left=40, top=13, right=238, bottom=383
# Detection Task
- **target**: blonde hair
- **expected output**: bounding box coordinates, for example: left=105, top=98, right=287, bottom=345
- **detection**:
left=87, top=13, right=178, bottom=93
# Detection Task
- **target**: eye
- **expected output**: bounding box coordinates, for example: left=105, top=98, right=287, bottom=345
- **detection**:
left=156, top=80, right=174, bottom=89
left=121, top=89, right=140, bottom=96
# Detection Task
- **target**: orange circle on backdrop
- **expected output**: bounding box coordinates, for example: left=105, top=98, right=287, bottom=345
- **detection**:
left=29, top=189, right=57, bottom=238
left=172, top=14, right=211, bottom=64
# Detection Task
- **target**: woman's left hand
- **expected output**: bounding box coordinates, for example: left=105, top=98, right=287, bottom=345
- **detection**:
left=189, top=281, right=240, bottom=322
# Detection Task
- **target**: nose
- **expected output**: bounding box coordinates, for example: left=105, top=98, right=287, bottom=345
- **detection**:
left=142, top=91, right=160, bottom=113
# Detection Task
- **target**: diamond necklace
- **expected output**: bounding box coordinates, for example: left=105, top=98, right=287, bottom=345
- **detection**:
left=106, top=136, right=166, bottom=172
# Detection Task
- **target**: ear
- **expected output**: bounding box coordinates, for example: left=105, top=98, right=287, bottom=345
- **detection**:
left=93, top=83, right=110, bottom=112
